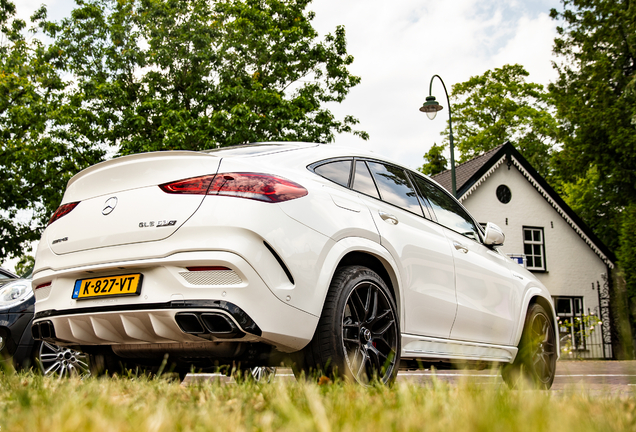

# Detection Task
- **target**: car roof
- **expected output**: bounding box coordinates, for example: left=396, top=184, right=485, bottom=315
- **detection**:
left=203, top=142, right=399, bottom=165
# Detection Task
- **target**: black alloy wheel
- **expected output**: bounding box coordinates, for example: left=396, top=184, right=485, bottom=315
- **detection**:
left=502, top=303, right=557, bottom=389
left=341, top=279, right=399, bottom=383
left=300, top=265, right=400, bottom=385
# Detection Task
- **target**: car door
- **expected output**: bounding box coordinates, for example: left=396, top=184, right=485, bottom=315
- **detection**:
left=352, top=159, right=457, bottom=339
left=413, top=175, right=519, bottom=345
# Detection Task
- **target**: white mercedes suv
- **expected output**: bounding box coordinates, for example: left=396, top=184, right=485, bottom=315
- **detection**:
left=32, top=143, right=558, bottom=386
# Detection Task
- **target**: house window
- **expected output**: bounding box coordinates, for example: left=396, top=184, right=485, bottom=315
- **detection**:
left=523, top=226, right=546, bottom=271
left=554, top=296, right=585, bottom=350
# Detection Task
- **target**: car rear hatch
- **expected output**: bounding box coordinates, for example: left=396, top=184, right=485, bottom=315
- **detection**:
left=47, top=151, right=221, bottom=255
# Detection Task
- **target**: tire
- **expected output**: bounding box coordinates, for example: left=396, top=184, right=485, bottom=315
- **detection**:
left=36, top=341, right=91, bottom=378
left=88, top=352, right=122, bottom=377
left=299, top=265, right=400, bottom=385
left=502, top=303, right=557, bottom=389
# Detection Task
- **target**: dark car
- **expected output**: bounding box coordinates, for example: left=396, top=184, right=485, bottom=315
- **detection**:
left=1, top=272, right=88, bottom=376
left=0, top=267, right=18, bottom=288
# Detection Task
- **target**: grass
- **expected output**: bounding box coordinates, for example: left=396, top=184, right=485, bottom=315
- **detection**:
left=0, top=371, right=635, bottom=432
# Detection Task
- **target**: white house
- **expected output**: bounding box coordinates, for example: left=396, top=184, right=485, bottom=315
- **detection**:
left=433, top=142, right=615, bottom=359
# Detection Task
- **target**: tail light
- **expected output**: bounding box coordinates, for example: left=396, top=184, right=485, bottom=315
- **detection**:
left=47, top=202, right=80, bottom=226
left=159, top=173, right=307, bottom=203
left=35, top=282, right=52, bottom=290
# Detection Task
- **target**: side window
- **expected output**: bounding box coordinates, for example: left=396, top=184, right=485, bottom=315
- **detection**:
left=313, top=160, right=352, bottom=187
left=366, top=161, right=423, bottom=216
left=412, top=175, right=480, bottom=241
left=352, top=160, right=380, bottom=199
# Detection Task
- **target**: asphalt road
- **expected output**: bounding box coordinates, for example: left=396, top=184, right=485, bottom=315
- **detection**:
left=183, top=361, right=636, bottom=395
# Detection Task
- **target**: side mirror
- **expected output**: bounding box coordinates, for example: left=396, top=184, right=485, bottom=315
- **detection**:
left=484, top=222, right=505, bottom=246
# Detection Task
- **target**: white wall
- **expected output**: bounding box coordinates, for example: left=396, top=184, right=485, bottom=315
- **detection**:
left=461, top=163, right=608, bottom=315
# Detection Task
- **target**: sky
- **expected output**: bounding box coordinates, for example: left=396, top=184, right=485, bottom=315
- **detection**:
left=5, top=0, right=564, bottom=271
left=16, top=0, right=563, bottom=170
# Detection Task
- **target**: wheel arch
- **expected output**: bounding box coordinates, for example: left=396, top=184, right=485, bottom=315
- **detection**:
left=337, top=251, right=400, bottom=309
left=313, top=237, right=402, bottom=325
left=512, top=291, right=560, bottom=359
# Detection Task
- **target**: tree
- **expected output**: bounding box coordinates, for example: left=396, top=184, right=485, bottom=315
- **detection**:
left=417, top=142, right=447, bottom=176
left=550, top=0, right=636, bottom=348
left=0, top=0, right=365, bottom=263
left=549, top=0, right=636, bottom=250
left=42, top=0, right=367, bottom=156
left=442, top=64, right=559, bottom=177
left=0, top=0, right=104, bottom=260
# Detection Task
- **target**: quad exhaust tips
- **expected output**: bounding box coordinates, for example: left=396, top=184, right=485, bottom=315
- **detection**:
left=175, top=312, right=245, bottom=339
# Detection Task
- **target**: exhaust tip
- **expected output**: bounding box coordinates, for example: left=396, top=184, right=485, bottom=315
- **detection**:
left=200, top=313, right=244, bottom=338
left=175, top=313, right=206, bottom=334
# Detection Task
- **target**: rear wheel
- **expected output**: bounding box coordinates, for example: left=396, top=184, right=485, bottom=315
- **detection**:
left=299, top=265, right=400, bottom=385
left=502, top=303, right=557, bottom=389
left=37, top=341, right=90, bottom=378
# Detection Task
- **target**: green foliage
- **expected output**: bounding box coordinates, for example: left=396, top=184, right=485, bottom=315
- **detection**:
left=559, top=165, right=621, bottom=250
left=417, top=143, right=447, bottom=176
left=0, top=0, right=105, bottom=259
left=556, top=314, right=603, bottom=358
left=549, top=0, right=636, bottom=247
left=443, top=64, right=559, bottom=176
left=42, top=0, right=367, bottom=156
left=14, top=254, right=35, bottom=277
left=0, top=0, right=365, bottom=262
left=617, top=205, right=636, bottom=306
left=1, top=373, right=636, bottom=431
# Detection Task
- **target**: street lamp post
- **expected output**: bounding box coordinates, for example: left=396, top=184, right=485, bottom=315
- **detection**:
left=419, top=75, right=456, bottom=198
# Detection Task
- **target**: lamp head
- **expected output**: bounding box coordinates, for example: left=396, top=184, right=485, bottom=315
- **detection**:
left=419, top=95, right=443, bottom=120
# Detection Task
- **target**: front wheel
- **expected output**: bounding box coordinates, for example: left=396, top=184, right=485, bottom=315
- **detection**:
left=502, top=303, right=557, bottom=389
left=299, top=266, right=400, bottom=385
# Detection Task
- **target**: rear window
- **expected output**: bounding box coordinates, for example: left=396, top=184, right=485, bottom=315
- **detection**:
left=314, top=160, right=352, bottom=187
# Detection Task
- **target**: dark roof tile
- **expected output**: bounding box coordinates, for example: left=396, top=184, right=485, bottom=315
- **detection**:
left=432, top=144, right=506, bottom=193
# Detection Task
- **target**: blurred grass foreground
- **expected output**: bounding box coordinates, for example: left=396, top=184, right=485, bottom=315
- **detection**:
left=0, top=372, right=635, bottom=432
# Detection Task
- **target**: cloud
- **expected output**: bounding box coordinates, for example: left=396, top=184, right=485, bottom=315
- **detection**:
left=310, top=0, right=561, bottom=169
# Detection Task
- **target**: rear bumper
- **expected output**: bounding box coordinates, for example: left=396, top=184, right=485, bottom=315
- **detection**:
left=33, top=250, right=319, bottom=352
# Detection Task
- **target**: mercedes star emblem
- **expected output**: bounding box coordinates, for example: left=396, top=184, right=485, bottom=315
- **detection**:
left=102, top=197, right=118, bottom=215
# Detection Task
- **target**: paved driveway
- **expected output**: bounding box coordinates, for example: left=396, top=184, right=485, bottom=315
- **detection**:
left=183, top=361, right=636, bottom=395
left=397, top=360, right=636, bottom=395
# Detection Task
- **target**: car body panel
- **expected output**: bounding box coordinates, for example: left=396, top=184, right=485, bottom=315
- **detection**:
left=32, top=143, right=558, bottom=366
left=357, top=191, right=458, bottom=339
left=446, top=228, right=519, bottom=345
left=62, top=151, right=221, bottom=202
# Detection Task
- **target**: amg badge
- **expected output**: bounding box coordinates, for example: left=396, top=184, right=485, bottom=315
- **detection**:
left=139, top=220, right=177, bottom=228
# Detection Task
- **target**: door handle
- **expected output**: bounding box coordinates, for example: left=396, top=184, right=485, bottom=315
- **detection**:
left=379, top=211, right=399, bottom=225
left=453, top=241, right=469, bottom=254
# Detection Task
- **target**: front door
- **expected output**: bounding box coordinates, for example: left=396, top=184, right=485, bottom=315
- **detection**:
left=412, top=175, right=518, bottom=345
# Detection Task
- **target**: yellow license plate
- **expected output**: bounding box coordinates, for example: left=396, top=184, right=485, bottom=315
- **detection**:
left=72, top=274, right=143, bottom=300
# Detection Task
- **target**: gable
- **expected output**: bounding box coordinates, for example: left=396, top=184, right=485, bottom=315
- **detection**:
left=432, top=142, right=614, bottom=268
